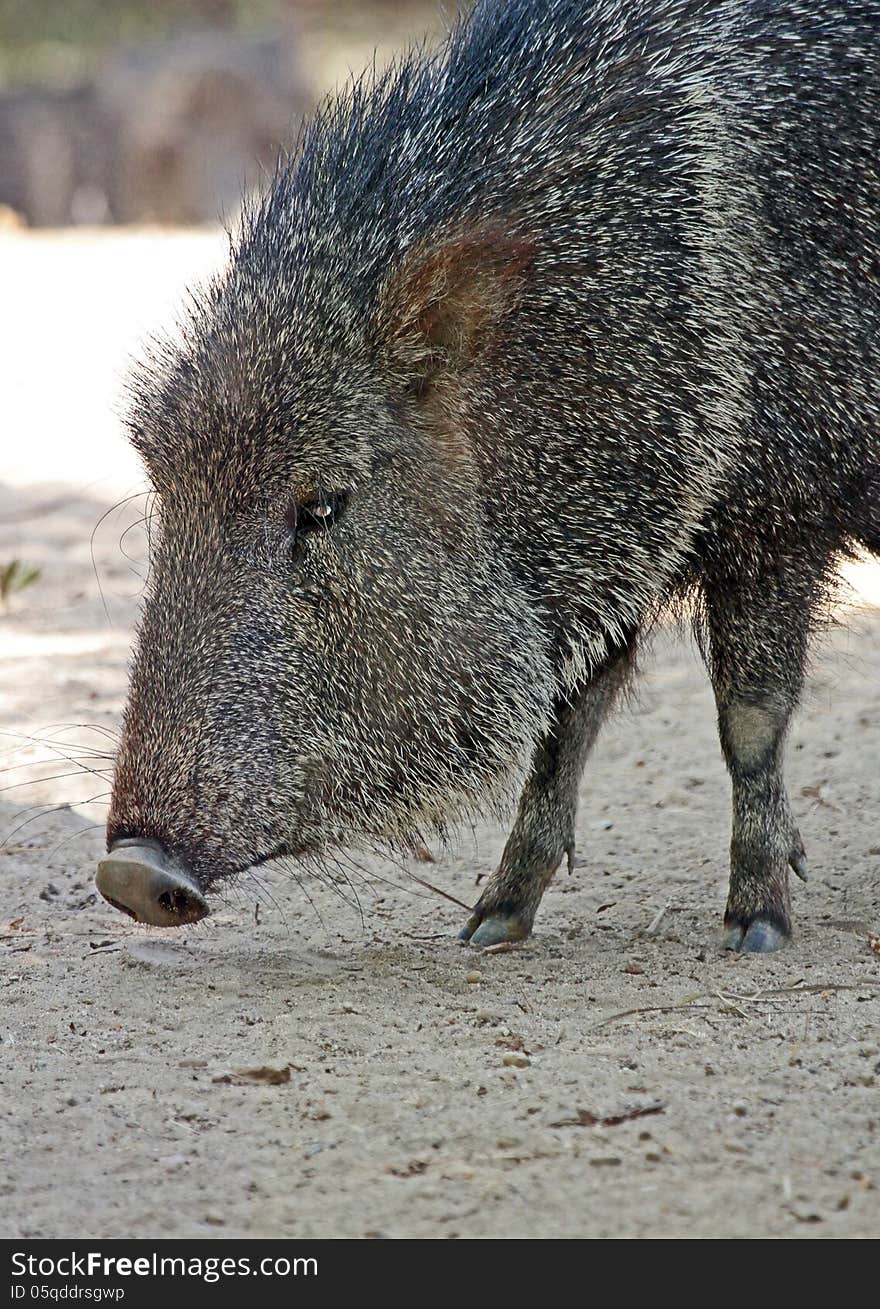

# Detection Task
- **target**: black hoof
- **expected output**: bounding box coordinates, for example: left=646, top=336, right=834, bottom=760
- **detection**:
left=458, top=908, right=531, bottom=947
left=723, top=916, right=790, bottom=953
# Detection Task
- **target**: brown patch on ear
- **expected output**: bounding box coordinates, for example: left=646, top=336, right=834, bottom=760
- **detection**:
left=378, top=221, right=534, bottom=394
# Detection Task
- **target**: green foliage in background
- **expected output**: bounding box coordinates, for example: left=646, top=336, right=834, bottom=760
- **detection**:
left=0, top=559, right=40, bottom=606
left=0, top=0, right=282, bottom=87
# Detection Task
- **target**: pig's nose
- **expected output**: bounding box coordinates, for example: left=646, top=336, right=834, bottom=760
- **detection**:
left=96, top=838, right=209, bottom=927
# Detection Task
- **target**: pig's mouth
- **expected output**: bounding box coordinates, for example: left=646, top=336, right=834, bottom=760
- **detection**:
left=96, top=838, right=210, bottom=928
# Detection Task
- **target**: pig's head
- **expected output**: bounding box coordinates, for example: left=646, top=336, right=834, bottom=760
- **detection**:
left=98, top=210, right=555, bottom=926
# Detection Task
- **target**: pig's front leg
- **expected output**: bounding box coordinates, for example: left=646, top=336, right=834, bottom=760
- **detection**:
left=459, top=631, right=636, bottom=947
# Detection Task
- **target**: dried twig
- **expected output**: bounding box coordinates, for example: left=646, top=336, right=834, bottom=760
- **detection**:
left=646, top=903, right=670, bottom=934
left=550, top=1103, right=665, bottom=1129
left=589, top=979, right=880, bottom=1031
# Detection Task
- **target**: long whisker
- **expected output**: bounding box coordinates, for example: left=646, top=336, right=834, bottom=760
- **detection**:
left=47, top=823, right=106, bottom=861
left=332, top=830, right=449, bottom=902
left=276, top=854, right=327, bottom=933
left=0, top=725, right=118, bottom=757
left=306, top=818, right=483, bottom=920
left=268, top=833, right=471, bottom=937
left=313, top=849, right=366, bottom=926
left=0, top=769, right=113, bottom=795
left=2, top=792, right=113, bottom=847
left=0, top=755, right=114, bottom=778
left=214, top=876, right=247, bottom=918
left=118, top=515, right=149, bottom=574
left=90, top=491, right=150, bottom=623
left=0, top=737, right=116, bottom=787
left=244, top=866, right=289, bottom=925
left=2, top=804, right=75, bottom=846
left=40, top=723, right=119, bottom=744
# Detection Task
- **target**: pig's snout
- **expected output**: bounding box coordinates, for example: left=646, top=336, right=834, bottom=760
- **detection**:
left=96, top=839, right=209, bottom=927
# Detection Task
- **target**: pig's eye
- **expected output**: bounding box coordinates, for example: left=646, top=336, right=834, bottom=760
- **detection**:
left=285, top=490, right=348, bottom=539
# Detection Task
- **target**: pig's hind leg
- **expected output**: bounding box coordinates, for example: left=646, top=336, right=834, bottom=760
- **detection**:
left=701, top=565, right=820, bottom=953
left=458, top=632, right=636, bottom=947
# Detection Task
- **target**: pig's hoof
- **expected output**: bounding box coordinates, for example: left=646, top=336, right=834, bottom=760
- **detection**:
left=458, top=908, right=531, bottom=947
left=723, top=916, right=790, bottom=953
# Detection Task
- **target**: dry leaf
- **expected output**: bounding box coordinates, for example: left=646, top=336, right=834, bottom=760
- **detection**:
left=212, top=1065, right=291, bottom=1086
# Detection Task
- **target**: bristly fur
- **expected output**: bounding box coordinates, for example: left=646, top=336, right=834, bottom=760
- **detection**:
left=111, top=0, right=878, bottom=950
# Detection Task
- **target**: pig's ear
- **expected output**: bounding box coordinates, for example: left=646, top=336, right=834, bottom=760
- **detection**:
left=377, top=222, right=534, bottom=395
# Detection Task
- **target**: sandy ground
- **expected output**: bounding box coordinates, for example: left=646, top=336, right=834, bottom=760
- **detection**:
left=1, top=230, right=879, bottom=1240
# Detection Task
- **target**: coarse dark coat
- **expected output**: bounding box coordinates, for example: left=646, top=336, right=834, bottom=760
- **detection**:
left=104, top=0, right=880, bottom=952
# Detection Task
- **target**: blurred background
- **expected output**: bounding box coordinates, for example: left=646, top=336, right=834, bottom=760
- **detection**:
left=0, top=0, right=447, bottom=494
left=0, top=0, right=444, bottom=227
